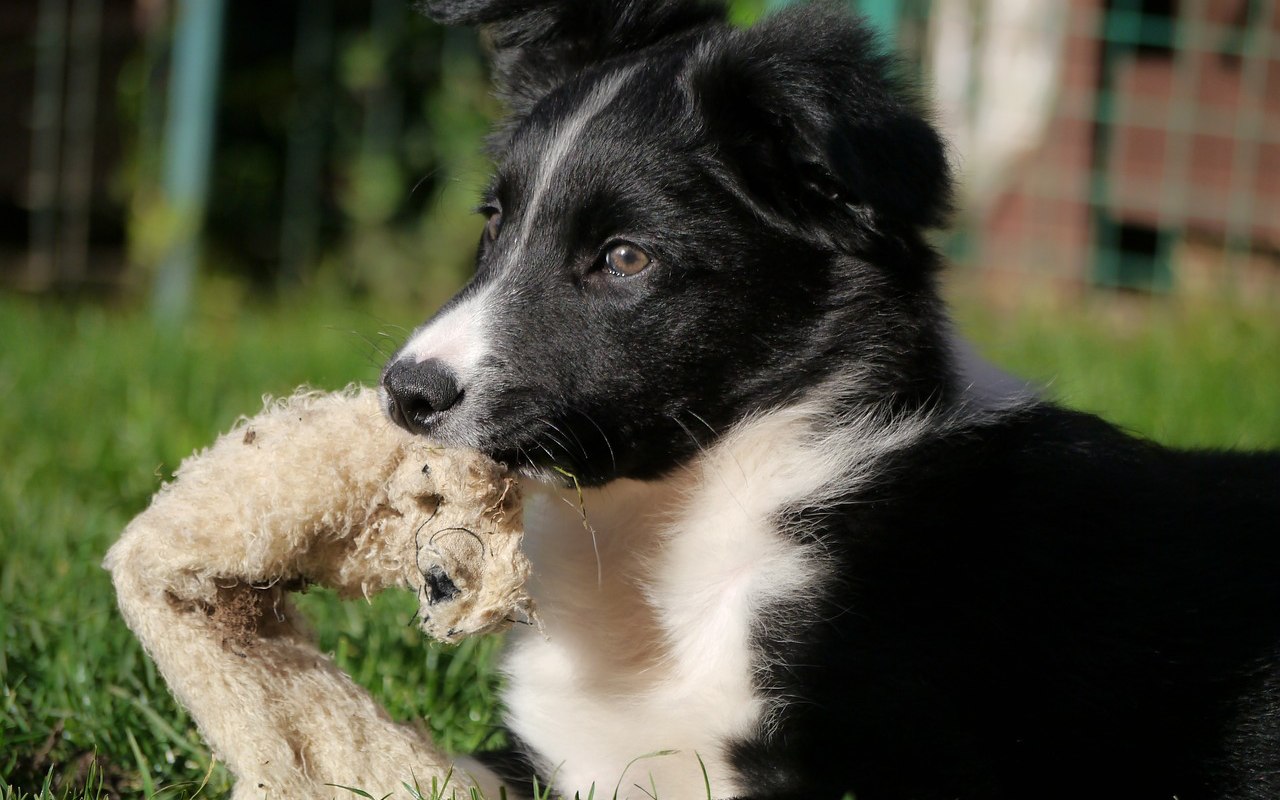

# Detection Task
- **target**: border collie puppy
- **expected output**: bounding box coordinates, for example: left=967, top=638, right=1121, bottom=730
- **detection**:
left=380, top=2, right=1280, bottom=797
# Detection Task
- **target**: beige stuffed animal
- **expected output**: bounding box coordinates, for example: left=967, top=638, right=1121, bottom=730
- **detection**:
left=105, top=387, right=536, bottom=799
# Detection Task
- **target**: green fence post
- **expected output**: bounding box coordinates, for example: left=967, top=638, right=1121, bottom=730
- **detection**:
left=855, top=0, right=899, bottom=44
left=153, top=0, right=227, bottom=325
left=765, top=0, right=900, bottom=46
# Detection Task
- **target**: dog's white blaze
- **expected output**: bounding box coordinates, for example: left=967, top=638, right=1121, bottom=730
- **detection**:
left=508, top=69, right=635, bottom=267
left=398, top=289, right=491, bottom=380
left=397, top=71, right=631, bottom=396
left=501, top=396, right=938, bottom=799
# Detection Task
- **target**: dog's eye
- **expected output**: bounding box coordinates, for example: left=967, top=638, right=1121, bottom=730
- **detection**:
left=484, top=212, right=502, bottom=243
left=603, top=243, right=651, bottom=277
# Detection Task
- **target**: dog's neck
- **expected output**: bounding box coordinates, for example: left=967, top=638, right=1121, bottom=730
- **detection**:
left=500, top=387, right=951, bottom=797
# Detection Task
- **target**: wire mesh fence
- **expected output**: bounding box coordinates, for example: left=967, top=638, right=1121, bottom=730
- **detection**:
left=898, top=0, right=1280, bottom=303
left=3, top=0, right=1277, bottom=307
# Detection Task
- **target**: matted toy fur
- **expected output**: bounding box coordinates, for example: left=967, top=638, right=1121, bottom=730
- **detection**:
left=105, top=387, right=535, bottom=799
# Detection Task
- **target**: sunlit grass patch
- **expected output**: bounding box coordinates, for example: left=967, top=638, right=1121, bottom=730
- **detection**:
left=3, top=290, right=1278, bottom=798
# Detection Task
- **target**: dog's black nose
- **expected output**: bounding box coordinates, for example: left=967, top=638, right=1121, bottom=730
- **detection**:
left=382, top=358, right=463, bottom=434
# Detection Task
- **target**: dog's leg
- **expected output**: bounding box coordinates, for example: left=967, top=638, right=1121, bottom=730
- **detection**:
left=105, top=389, right=523, bottom=798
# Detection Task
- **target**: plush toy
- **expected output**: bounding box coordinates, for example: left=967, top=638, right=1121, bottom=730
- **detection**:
left=105, top=387, right=536, bottom=799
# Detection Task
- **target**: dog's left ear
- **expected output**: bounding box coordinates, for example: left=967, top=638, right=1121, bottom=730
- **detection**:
left=420, top=0, right=727, bottom=117
left=687, top=4, right=953, bottom=243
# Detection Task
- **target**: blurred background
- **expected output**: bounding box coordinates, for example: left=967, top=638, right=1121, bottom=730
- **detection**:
left=1, top=0, right=1276, bottom=308
left=1, top=1, right=1278, bottom=797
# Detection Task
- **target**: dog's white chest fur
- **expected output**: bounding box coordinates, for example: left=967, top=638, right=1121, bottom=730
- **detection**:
left=501, top=410, right=838, bottom=799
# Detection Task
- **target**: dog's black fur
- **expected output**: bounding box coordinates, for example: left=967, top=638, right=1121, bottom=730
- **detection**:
left=381, top=2, right=1280, bottom=797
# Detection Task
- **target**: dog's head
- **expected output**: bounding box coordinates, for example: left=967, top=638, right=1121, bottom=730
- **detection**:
left=382, top=0, right=953, bottom=484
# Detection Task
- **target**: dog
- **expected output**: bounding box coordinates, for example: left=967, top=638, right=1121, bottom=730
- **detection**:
left=378, top=2, right=1280, bottom=798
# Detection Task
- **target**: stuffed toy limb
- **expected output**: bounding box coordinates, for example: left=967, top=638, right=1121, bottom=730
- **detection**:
left=104, top=387, right=535, bottom=799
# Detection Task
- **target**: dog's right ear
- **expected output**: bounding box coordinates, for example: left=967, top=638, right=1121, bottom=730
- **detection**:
left=419, top=0, right=726, bottom=117
left=685, top=5, right=952, bottom=244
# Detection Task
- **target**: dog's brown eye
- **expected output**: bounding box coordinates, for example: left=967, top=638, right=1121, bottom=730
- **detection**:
left=604, top=243, right=650, bottom=276
left=484, top=213, right=502, bottom=243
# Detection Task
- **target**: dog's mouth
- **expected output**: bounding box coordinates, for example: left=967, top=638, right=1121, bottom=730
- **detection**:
left=486, top=446, right=537, bottom=474
left=486, top=445, right=586, bottom=487
left=379, top=371, right=623, bottom=485
left=464, top=402, right=626, bottom=486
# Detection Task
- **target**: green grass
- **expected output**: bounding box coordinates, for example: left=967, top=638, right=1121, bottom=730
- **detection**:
left=2, top=290, right=1278, bottom=799
left=956, top=296, right=1280, bottom=450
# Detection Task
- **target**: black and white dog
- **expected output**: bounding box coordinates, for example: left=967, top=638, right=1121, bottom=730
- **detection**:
left=379, top=2, right=1280, bottom=797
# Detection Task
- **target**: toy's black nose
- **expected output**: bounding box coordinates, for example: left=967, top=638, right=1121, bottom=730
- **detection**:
left=382, top=358, right=463, bottom=434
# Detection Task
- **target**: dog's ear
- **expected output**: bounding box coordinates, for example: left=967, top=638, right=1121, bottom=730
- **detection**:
left=420, top=0, right=727, bottom=117
left=688, top=5, right=952, bottom=243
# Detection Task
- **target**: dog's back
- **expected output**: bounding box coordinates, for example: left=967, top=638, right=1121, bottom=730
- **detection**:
left=744, top=405, right=1280, bottom=799
left=383, top=2, right=1280, bottom=797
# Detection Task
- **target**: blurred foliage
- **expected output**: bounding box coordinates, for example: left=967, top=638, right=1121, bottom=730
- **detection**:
left=116, top=2, right=495, bottom=309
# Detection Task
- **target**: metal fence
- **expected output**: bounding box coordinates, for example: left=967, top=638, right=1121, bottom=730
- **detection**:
left=882, top=0, right=1279, bottom=302
left=5, top=0, right=1278, bottom=311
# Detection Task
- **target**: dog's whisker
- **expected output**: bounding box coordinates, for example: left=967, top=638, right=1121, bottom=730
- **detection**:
left=535, top=419, right=575, bottom=463
left=531, top=438, right=558, bottom=465
left=669, top=412, right=705, bottom=456
left=514, top=444, right=534, bottom=470
left=377, top=323, right=412, bottom=338
left=685, top=409, right=718, bottom=438
left=408, top=169, right=442, bottom=200
left=356, top=330, right=398, bottom=359
left=571, top=407, right=617, bottom=472
left=687, top=407, right=749, bottom=483
left=670, top=411, right=751, bottom=516
left=543, top=416, right=591, bottom=465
